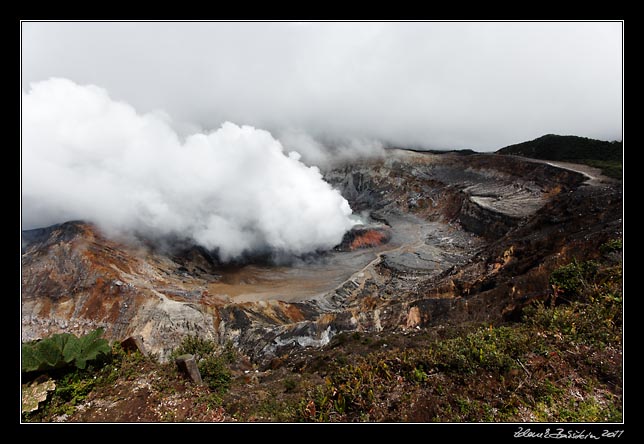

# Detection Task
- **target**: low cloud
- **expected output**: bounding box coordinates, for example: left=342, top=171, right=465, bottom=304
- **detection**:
left=276, top=128, right=385, bottom=168
left=21, top=22, right=623, bottom=151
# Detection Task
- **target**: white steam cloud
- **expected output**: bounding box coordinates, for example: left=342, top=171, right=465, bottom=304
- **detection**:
left=277, top=129, right=386, bottom=168
left=22, top=78, right=359, bottom=260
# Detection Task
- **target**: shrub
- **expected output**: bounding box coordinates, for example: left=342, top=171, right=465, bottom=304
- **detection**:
left=550, top=259, right=599, bottom=302
left=284, top=377, right=298, bottom=393
left=171, top=336, right=232, bottom=393
left=433, top=326, right=530, bottom=374
left=525, top=253, right=622, bottom=348
left=199, top=354, right=232, bottom=393
left=600, top=238, right=622, bottom=255
left=22, top=328, right=111, bottom=373
left=525, top=296, right=621, bottom=348
left=169, top=335, right=217, bottom=361
left=411, top=367, right=428, bottom=383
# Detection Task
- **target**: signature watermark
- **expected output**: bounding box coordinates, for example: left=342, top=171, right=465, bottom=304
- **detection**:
left=514, top=427, right=624, bottom=440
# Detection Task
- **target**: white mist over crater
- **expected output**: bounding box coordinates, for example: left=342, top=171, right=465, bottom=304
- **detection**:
left=22, top=78, right=359, bottom=260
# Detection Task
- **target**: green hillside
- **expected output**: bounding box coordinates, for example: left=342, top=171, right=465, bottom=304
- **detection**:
left=497, top=134, right=622, bottom=179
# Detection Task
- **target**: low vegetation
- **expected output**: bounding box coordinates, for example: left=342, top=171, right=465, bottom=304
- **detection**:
left=22, top=328, right=111, bottom=373
left=169, top=336, right=234, bottom=394
left=22, top=239, right=622, bottom=423
left=22, top=341, right=143, bottom=420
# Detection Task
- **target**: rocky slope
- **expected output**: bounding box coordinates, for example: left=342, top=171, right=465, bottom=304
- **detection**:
left=21, top=149, right=621, bottom=367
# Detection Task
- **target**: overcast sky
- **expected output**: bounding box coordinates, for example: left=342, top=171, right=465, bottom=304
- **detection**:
left=21, top=21, right=622, bottom=151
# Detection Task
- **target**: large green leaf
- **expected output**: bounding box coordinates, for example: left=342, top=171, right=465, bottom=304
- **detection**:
left=34, top=340, right=64, bottom=370
left=48, top=333, right=69, bottom=351
left=75, top=356, right=88, bottom=370
left=62, top=335, right=81, bottom=364
left=79, top=327, right=104, bottom=345
left=21, top=343, right=39, bottom=373
left=76, top=331, right=110, bottom=369
left=67, top=327, right=109, bottom=369
left=22, top=328, right=111, bottom=373
left=48, top=333, right=79, bottom=364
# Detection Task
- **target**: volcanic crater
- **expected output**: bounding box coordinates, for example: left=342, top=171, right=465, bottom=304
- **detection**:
left=21, top=148, right=621, bottom=365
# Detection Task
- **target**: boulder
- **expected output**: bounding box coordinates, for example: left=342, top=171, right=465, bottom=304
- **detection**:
left=175, top=354, right=203, bottom=384
left=22, top=375, right=56, bottom=413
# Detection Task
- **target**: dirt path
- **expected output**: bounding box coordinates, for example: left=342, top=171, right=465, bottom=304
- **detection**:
left=517, top=157, right=619, bottom=187
left=543, top=160, right=618, bottom=186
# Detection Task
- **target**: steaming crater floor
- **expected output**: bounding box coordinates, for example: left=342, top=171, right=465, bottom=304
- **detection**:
left=208, top=212, right=483, bottom=303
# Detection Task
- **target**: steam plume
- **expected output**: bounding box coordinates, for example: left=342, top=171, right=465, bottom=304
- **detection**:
left=22, top=78, right=358, bottom=260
